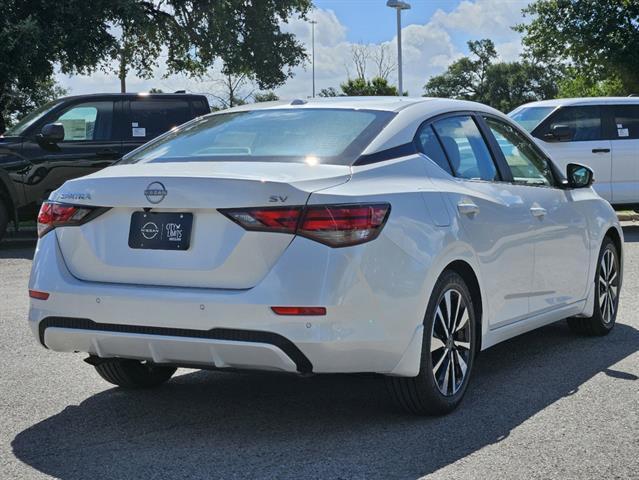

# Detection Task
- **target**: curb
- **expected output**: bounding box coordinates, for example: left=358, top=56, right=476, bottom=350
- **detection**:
left=617, top=211, right=639, bottom=222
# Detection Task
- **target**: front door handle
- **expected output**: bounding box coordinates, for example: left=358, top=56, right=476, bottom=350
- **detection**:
left=457, top=201, right=480, bottom=216
left=530, top=206, right=547, bottom=218
left=592, top=148, right=610, bottom=153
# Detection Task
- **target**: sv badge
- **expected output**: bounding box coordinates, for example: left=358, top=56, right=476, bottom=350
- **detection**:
left=269, top=195, right=288, bottom=203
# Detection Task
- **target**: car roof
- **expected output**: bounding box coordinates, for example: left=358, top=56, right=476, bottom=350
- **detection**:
left=516, top=97, right=639, bottom=109
left=57, top=92, right=208, bottom=102
left=223, top=96, right=504, bottom=115
left=218, top=97, right=509, bottom=157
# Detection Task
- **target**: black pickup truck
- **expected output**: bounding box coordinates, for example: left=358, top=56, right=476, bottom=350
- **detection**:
left=0, top=92, right=210, bottom=240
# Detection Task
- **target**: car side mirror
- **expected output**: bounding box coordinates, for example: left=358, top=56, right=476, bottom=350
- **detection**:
left=548, top=124, right=572, bottom=142
left=567, top=163, right=594, bottom=188
left=38, top=123, right=65, bottom=144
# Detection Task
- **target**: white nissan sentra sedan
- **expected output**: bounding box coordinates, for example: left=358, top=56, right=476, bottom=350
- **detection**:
left=28, top=97, right=623, bottom=415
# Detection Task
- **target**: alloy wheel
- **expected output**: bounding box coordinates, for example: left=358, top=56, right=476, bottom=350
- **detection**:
left=430, top=288, right=472, bottom=396
left=599, top=248, right=619, bottom=324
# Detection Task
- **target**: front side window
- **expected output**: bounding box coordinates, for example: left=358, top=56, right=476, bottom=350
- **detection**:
left=4, top=100, right=63, bottom=137
left=485, top=117, right=555, bottom=187
left=539, top=106, right=602, bottom=141
left=123, top=108, right=394, bottom=166
left=612, top=105, right=639, bottom=140
left=432, top=115, right=498, bottom=181
left=52, top=101, right=114, bottom=141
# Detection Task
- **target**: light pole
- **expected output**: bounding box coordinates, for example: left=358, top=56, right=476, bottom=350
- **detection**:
left=310, top=19, right=317, bottom=97
left=386, top=0, right=411, bottom=96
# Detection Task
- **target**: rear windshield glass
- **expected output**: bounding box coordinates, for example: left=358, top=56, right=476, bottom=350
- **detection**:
left=122, top=108, right=395, bottom=166
left=509, top=106, right=555, bottom=132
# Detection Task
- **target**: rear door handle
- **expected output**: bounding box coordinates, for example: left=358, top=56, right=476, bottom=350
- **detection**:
left=592, top=148, right=610, bottom=153
left=530, top=206, right=547, bottom=218
left=457, top=201, right=480, bottom=216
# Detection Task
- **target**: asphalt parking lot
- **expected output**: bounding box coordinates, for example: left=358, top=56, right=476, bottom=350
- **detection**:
left=1, top=227, right=638, bottom=480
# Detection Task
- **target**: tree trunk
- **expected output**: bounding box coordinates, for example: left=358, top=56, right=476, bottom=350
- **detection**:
left=119, top=46, right=127, bottom=93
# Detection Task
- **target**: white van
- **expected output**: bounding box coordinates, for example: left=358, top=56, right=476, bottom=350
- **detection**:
left=510, top=97, right=639, bottom=209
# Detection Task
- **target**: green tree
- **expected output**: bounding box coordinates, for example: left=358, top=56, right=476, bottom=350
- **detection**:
left=557, top=71, right=626, bottom=98
left=0, top=0, right=312, bottom=132
left=516, top=0, right=639, bottom=94
left=484, top=62, right=558, bottom=112
left=253, top=91, right=279, bottom=103
left=1, top=77, right=68, bottom=130
left=0, top=0, right=118, bottom=132
left=424, top=39, right=558, bottom=112
left=318, top=87, right=340, bottom=97
left=340, top=77, right=399, bottom=96
left=110, top=0, right=312, bottom=93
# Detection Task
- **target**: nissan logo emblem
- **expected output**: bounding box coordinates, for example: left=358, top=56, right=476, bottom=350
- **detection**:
left=144, top=181, right=167, bottom=204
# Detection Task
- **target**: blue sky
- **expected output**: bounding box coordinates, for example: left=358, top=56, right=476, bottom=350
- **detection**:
left=57, top=0, right=529, bottom=100
left=315, top=0, right=446, bottom=43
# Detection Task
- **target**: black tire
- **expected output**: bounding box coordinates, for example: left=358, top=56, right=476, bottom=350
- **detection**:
left=94, top=359, right=177, bottom=388
left=387, top=270, right=477, bottom=415
left=568, top=237, right=620, bottom=336
left=0, top=199, right=8, bottom=242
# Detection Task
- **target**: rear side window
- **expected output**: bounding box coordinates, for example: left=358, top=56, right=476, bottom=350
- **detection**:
left=52, top=101, right=114, bottom=141
left=432, top=116, right=498, bottom=181
left=416, top=125, right=452, bottom=174
left=612, top=105, right=639, bottom=140
left=122, top=108, right=395, bottom=166
left=537, top=106, right=602, bottom=141
left=128, top=99, right=192, bottom=140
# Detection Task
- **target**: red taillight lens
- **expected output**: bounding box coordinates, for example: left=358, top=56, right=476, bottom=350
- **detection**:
left=37, top=202, right=96, bottom=237
left=299, top=204, right=390, bottom=247
left=220, top=203, right=390, bottom=247
left=222, top=207, right=303, bottom=233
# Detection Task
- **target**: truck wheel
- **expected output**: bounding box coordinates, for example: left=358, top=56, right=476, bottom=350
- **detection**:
left=94, top=359, right=177, bottom=388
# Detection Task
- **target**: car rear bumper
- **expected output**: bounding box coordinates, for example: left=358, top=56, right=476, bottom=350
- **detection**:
left=28, top=230, right=432, bottom=376
left=40, top=318, right=309, bottom=373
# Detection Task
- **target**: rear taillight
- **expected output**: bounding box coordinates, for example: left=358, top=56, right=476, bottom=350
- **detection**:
left=222, top=207, right=302, bottom=234
left=220, top=203, right=390, bottom=248
left=37, top=202, right=100, bottom=238
left=299, top=204, right=390, bottom=247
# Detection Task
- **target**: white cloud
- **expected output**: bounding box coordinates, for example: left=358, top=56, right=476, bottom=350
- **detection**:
left=55, top=1, right=529, bottom=101
left=431, top=0, right=528, bottom=41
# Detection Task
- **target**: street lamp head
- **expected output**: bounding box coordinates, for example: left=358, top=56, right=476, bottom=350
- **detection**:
left=386, top=0, right=411, bottom=9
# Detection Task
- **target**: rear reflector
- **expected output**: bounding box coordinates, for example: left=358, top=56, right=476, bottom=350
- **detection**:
left=29, top=290, right=50, bottom=300
left=271, top=306, right=327, bottom=316
left=37, top=202, right=102, bottom=237
left=221, top=203, right=390, bottom=247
